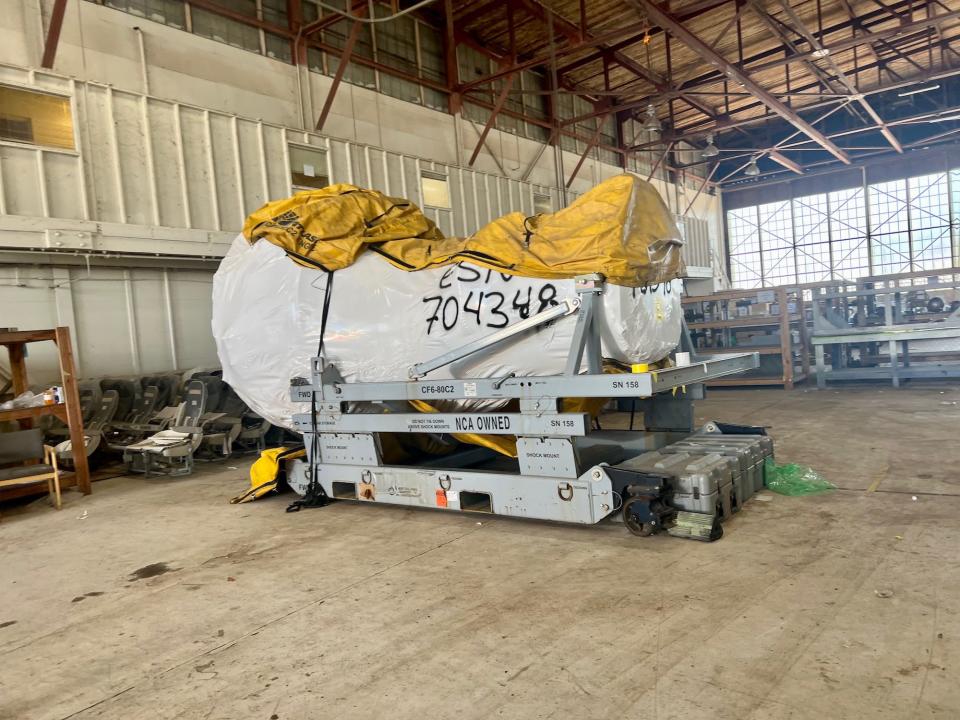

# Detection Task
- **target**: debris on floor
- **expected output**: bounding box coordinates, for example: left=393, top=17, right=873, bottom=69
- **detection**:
left=763, top=458, right=835, bottom=496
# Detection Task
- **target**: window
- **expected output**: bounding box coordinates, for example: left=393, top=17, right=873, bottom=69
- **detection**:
left=265, top=32, right=292, bottom=62
left=869, top=179, right=910, bottom=275
left=191, top=7, right=260, bottom=53
left=303, top=1, right=447, bottom=109
left=533, top=193, right=553, bottom=214
left=793, top=193, right=831, bottom=284
left=289, top=145, right=329, bottom=190
left=417, top=22, right=447, bottom=110
left=727, top=207, right=763, bottom=288
left=908, top=173, right=951, bottom=271
left=89, top=0, right=295, bottom=62
left=324, top=12, right=376, bottom=89
left=757, top=201, right=796, bottom=287
left=260, top=0, right=287, bottom=25
left=420, top=171, right=451, bottom=209
left=829, top=187, right=869, bottom=281
left=106, top=0, right=185, bottom=27
left=0, top=85, right=74, bottom=150
left=726, top=168, right=960, bottom=287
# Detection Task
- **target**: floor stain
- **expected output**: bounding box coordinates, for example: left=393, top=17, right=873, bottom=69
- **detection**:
left=897, top=662, right=944, bottom=676
left=128, top=562, right=174, bottom=581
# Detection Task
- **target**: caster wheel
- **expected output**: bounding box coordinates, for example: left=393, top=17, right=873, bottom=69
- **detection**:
left=623, top=497, right=656, bottom=536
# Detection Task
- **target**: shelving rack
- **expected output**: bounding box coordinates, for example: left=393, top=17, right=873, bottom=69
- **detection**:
left=683, top=286, right=810, bottom=389
left=0, top=328, right=91, bottom=496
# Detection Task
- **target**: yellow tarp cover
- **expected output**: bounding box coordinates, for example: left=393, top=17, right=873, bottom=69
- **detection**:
left=243, top=173, right=684, bottom=287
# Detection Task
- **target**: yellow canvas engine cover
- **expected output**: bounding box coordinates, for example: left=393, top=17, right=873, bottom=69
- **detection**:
left=242, top=174, right=685, bottom=287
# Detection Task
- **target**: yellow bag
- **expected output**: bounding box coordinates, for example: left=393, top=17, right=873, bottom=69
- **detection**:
left=230, top=446, right=305, bottom=504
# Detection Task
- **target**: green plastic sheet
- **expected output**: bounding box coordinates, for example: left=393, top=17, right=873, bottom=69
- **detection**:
left=764, top=457, right=835, bottom=496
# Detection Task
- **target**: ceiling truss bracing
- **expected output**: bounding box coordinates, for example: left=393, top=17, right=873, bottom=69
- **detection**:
left=124, top=0, right=960, bottom=187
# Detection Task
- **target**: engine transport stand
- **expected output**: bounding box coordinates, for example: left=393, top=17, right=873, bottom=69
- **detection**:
left=287, top=274, right=759, bottom=538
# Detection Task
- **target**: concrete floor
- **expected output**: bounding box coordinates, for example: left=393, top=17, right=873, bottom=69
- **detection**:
left=2, top=385, right=959, bottom=720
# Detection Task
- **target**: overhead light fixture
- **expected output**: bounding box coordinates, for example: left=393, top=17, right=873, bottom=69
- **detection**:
left=928, top=114, right=960, bottom=122
left=899, top=84, right=941, bottom=97
left=811, top=47, right=830, bottom=58
left=744, top=158, right=760, bottom=177
left=642, top=103, right=661, bottom=133
left=701, top=133, right=719, bottom=158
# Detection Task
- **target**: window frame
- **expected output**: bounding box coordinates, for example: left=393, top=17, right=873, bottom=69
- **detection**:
left=419, top=170, right=452, bottom=210
left=0, top=82, right=78, bottom=154
left=725, top=169, right=960, bottom=288
left=288, top=143, right=330, bottom=192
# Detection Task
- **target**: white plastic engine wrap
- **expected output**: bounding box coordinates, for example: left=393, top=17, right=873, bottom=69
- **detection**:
left=212, top=235, right=682, bottom=429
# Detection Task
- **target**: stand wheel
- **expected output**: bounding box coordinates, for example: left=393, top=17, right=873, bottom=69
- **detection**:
left=623, top=497, right=656, bottom=537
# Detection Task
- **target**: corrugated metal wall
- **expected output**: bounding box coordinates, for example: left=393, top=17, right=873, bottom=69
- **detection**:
left=0, top=62, right=558, bottom=252
left=0, top=264, right=216, bottom=384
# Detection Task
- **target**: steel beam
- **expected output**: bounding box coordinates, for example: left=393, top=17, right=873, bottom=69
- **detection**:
left=554, top=0, right=736, bottom=79
left=315, top=14, right=365, bottom=131
left=287, top=0, right=304, bottom=64
left=646, top=142, right=673, bottom=181
left=300, top=0, right=366, bottom=36
left=467, top=73, right=517, bottom=166
left=740, top=10, right=960, bottom=78
left=455, top=0, right=504, bottom=28
left=666, top=37, right=960, bottom=141
left=631, top=0, right=851, bottom=164
left=518, top=0, right=720, bottom=123
left=772, top=0, right=903, bottom=154
left=768, top=150, right=803, bottom=175
left=41, top=0, right=69, bottom=69
left=745, top=0, right=845, bottom=100
left=682, top=163, right=720, bottom=215
left=443, top=0, right=461, bottom=114
left=566, top=112, right=611, bottom=187
left=672, top=6, right=960, bottom=97
left=458, top=22, right=649, bottom=92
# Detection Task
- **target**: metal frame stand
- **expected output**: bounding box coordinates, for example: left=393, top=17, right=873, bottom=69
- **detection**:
left=811, top=284, right=960, bottom=388
left=288, top=275, right=759, bottom=531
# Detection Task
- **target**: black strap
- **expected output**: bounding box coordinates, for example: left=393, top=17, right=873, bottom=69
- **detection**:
left=365, top=202, right=409, bottom=228
left=522, top=215, right=536, bottom=247
left=287, top=271, right=335, bottom=513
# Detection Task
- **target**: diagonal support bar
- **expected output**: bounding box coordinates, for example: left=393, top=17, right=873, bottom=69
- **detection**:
left=315, top=15, right=365, bottom=131
left=41, top=0, right=69, bottom=69
left=519, top=0, right=720, bottom=125
left=566, top=112, right=611, bottom=188
left=631, top=0, right=851, bottom=164
left=409, top=297, right=580, bottom=379
left=773, top=0, right=903, bottom=154
left=467, top=73, right=516, bottom=167
left=300, top=0, right=366, bottom=37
